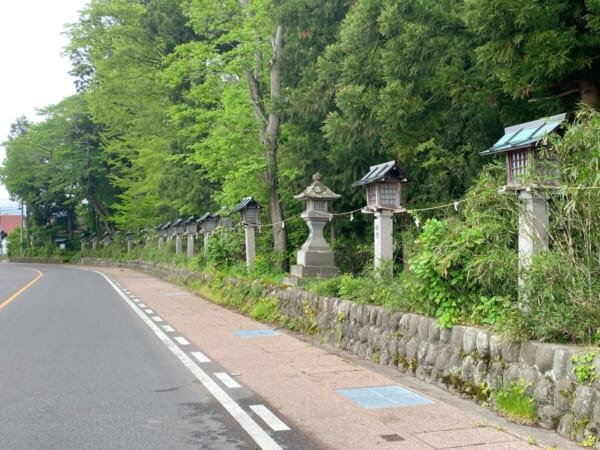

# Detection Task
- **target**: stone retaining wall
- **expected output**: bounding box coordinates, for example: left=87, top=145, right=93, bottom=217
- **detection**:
left=79, top=258, right=599, bottom=445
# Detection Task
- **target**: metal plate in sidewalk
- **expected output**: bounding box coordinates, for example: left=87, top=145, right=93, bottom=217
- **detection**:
left=234, top=329, right=281, bottom=337
left=336, top=385, right=433, bottom=409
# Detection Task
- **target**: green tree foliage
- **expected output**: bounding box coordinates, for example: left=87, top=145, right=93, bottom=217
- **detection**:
left=66, top=0, right=210, bottom=230
left=465, top=0, right=600, bottom=108
left=319, top=0, right=506, bottom=208
left=1, top=95, right=116, bottom=238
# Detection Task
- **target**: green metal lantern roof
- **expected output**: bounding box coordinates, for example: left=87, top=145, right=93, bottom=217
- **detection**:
left=352, top=160, right=408, bottom=186
left=481, top=113, right=566, bottom=156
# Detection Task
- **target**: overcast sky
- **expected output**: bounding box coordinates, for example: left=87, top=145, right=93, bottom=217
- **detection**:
left=0, top=0, right=89, bottom=212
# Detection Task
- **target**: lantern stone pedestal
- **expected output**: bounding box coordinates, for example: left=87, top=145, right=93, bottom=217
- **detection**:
left=374, top=210, right=394, bottom=269
left=518, top=190, right=549, bottom=283
left=290, top=174, right=340, bottom=279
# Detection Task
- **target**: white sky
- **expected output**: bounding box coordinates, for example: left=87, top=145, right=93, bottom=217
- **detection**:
left=0, top=0, right=89, bottom=211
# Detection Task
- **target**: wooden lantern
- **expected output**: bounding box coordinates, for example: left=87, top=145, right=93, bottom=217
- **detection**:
left=352, top=160, right=408, bottom=212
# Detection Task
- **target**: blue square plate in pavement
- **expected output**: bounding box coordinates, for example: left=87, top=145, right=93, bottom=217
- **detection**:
left=336, top=385, right=433, bottom=409
left=234, top=329, right=281, bottom=337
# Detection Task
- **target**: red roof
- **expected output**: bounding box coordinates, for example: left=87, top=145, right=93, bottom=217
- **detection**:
left=0, top=215, right=21, bottom=234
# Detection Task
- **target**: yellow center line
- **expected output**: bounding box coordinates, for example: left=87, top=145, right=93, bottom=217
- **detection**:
left=0, top=269, right=44, bottom=310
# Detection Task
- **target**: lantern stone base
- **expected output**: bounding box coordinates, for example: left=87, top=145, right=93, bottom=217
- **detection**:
left=291, top=248, right=339, bottom=278
left=290, top=263, right=340, bottom=279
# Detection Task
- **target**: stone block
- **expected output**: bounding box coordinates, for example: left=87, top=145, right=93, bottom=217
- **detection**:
left=428, top=321, right=440, bottom=343
left=439, top=327, right=451, bottom=344
left=553, top=347, right=573, bottom=381
left=398, top=314, right=410, bottom=334
left=554, top=378, right=574, bottom=413
left=405, top=337, right=419, bottom=362
left=408, top=314, right=420, bottom=336
left=417, top=341, right=429, bottom=364
left=538, top=405, right=561, bottom=430
left=451, top=325, right=466, bottom=350
left=388, top=312, right=402, bottom=332
left=463, top=327, right=478, bottom=355
left=489, top=335, right=502, bottom=360
left=476, top=331, right=490, bottom=358
left=573, top=386, right=597, bottom=420
left=557, top=413, right=575, bottom=437
left=461, top=355, right=477, bottom=383
left=534, top=377, right=555, bottom=405
left=535, top=344, right=556, bottom=374
left=435, top=347, right=451, bottom=372
left=417, top=317, right=430, bottom=340
left=501, top=341, right=521, bottom=363
left=520, top=341, right=538, bottom=366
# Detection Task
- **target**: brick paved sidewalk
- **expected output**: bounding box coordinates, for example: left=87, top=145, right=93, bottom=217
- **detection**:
left=94, top=266, right=579, bottom=450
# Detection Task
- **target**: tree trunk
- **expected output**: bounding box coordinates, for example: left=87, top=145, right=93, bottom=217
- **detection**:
left=579, top=78, right=599, bottom=108
left=241, top=9, right=288, bottom=270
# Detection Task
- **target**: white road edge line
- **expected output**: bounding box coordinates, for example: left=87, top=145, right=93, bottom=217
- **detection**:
left=215, top=372, right=242, bottom=389
left=96, top=272, right=282, bottom=450
left=250, top=405, right=290, bottom=432
left=191, top=351, right=211, bottom=363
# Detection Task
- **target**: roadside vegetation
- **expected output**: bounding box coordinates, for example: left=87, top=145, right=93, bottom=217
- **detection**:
left=1, top=1, right=599, bottom=344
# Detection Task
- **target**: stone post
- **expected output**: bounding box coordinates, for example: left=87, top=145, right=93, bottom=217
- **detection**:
left=245, top=225, right=256, bottom=269
left=187, top=234, right=195, bottom=258
left=518, top=190, right=549, bottom=285
left=374, top=209, right=394, bottom=275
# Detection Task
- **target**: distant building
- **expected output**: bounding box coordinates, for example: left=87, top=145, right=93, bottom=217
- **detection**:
left=0, top=215, right=21, bottom=235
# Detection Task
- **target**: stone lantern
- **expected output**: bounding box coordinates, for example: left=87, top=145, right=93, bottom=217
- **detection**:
left=143, top=226, right=153, bottom=248
left=481, top=113, right=566, bottom=285
left=173, top=218, right=185, bottom=254
left=199, top=213, right=215, bottom=256
left=183, top=216, right=198, bottom=258
left=164, top=221, right=174, bottom=242
left=233, top=197, right=261, bottom=269
left=291, top=173, right=340, bottom=279
left=90, top=233, right=98, bottom=250
left=79, top=233, right=87, bottom=251
left=353, top=160, right=409, bottom=275
left=156, top=223, right=165, bottom=250
left=102, top=231, right=111, bottom=247
left=126, top=231, right=134, bottom=253
left=215, top=207, right=232, bottom=229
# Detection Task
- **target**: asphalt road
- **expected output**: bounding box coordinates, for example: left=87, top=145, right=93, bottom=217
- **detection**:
left=0, top=264, right=297, bottom=450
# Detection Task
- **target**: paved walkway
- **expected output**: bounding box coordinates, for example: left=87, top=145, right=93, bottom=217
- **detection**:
left=93, top=267, right=580, bottom=450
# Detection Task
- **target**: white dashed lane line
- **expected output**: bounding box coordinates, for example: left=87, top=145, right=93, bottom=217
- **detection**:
left=174, top=336, right=190, bottom=346
left=191, top=351, right=211, bottom=363
left=250, top=405, right=290, bottom=432
left=162, top=325, right=176, bottom=333
left=144, top=309, right=154, bottom=314
left=215, top=372, right=242, bottom=389
left=98, top=272, right=282, bottom=450
left=151, top=316, right=164, bottom=323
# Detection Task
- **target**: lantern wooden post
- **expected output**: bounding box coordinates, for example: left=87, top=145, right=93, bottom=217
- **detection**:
left=353, top=161, right=408, bottom=277
left=481, top=113, right=564, bottom=287
left=291, top=173, right=341, bottom=279
left=91, top=233, right=98, bottom=250
left=234, top=197, right=261, bottom=269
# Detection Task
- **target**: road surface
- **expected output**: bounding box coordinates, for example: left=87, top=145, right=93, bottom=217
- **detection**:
left=0, top=264, right=311, bottom=449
